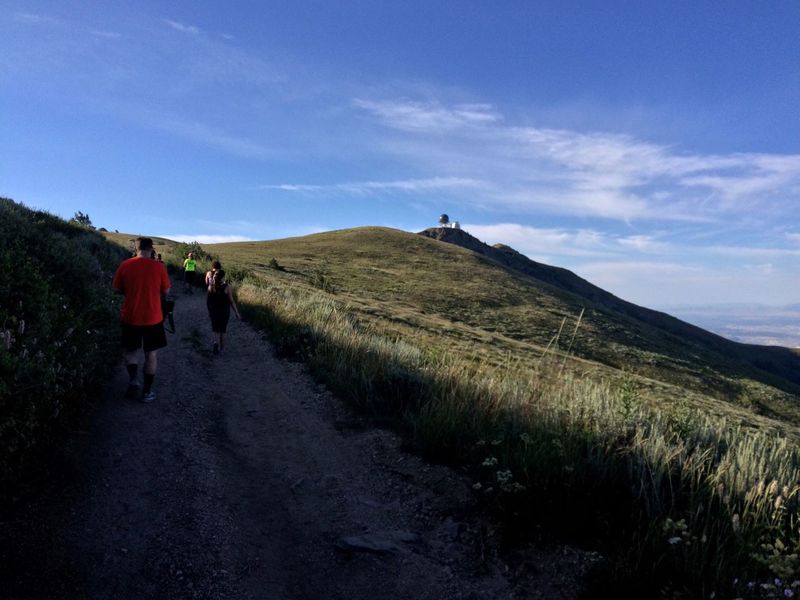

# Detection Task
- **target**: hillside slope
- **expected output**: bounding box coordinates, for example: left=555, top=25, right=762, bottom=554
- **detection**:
left=419, top=227, right=800, bottom=399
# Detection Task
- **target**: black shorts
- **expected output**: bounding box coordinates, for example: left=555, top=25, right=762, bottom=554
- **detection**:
left=184, top=270, right=196, bottom=284
left=122, top=322, right=167, bottom=352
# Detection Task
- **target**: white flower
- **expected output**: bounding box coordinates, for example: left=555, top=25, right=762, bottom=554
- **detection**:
left=668, top=537, right=682, bottom=545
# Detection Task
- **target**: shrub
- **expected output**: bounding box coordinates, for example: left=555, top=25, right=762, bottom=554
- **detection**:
left=0, top=198, right=129, bottom=504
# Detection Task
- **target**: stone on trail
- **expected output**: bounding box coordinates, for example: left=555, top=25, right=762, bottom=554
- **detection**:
left=336, top=531, right=421, bottom=554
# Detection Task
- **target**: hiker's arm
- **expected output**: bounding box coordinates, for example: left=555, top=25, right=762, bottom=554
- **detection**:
left=227, top=286, right=241, bottom=319
left=160, top=265, right=171, bottom=295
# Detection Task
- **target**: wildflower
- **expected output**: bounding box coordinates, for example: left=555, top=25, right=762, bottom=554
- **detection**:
left=731, top=514, right=740, bottom=532
left=777, top=579, right=784, bottom=588
left=490, top=439, right=502, bottom=446
left=668, top=537, right=682, bottom=545
left=784, top=589, right=794, bottom=598
left=17, top=320, right=25, bottom=335
left=481, top=457, right=498, bottom=467
left=496, top=470, right=513, bottom=484
left=472, top=483, right=483, bottom=491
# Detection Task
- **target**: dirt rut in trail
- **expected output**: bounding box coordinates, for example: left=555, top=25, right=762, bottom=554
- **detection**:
left=1, top=286, right=596, bottom=599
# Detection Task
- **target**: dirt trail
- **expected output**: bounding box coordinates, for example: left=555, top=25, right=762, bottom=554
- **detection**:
left=2, top=287, right=594, bottom=599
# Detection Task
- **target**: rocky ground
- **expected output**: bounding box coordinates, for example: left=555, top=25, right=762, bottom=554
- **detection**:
left=1, top=287, right=598, bottom=599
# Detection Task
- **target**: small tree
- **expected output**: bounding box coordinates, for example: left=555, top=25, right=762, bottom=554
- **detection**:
left=70, top=211, right=93, bottom=228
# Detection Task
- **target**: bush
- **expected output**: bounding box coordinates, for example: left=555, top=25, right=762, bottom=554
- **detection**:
left=0, top=198, right=129, bottom=504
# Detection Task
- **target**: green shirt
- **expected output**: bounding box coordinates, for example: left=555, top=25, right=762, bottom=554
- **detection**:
left=183, top=258, right=197, bottom=272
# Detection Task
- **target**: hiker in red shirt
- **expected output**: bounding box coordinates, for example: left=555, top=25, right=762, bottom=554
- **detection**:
left=112, top=237, right=171, bottom=402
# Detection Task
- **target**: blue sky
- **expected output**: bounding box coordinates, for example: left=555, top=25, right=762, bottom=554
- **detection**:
left=2, top=1, right=799, bottom=309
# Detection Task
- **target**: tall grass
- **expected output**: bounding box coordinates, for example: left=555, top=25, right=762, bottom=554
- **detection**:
left=236, top=275, right=800, bottom=597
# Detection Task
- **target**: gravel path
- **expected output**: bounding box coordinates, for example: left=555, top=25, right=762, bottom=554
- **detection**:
left=1, top=287, right=595, bottom=599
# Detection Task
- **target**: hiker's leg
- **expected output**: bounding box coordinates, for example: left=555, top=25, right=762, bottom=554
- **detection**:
left=143, top=350, right=157, bottom=394
left=143, top=349, right=157, bottom=375
left=219, top=331, right=225, bottom=351
left=125, top=350, right=138, bottom=381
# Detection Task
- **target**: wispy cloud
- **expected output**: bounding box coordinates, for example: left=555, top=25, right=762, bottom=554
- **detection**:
left=464, top=223, right=673, bottom=260
left=90, top=29, right=121, bottom=39
left=354, top=99, right=501, bottom=131
left=13, top=12, right=60, bottom=25
left=577, top=259, right=799, bottom=307
left=114, top=105, right=275, bottom=160
left=163, top=19, right=200, bottom=35
left=258, top=177, right=486, bottom=194
left=706, top=245, right=800, bottom=258
left=13, top=12, right=120, bottom=39
left=353, top=99, right=800, bottom=223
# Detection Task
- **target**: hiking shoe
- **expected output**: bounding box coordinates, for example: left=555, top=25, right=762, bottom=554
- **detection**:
left=141, top=391, right=156, bottom=403
left=124, top=382, right=140, bottom=400
left=212, top=342, right=219, bottom=355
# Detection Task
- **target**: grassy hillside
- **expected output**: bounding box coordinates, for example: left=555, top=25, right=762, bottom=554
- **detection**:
left=102, top=225, right=800, bottom=594
left=209, top=226, right=800, bottom=428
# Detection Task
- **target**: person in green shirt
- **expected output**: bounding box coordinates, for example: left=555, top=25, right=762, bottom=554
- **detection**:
left=183, top=252, right=197, bottom=294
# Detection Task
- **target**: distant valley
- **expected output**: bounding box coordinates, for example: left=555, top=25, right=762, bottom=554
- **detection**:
left=664, top=304, right=800, bottom=348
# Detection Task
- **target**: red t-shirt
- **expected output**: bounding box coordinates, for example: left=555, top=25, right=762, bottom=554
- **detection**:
left=112, top=257, right=171, bottom=326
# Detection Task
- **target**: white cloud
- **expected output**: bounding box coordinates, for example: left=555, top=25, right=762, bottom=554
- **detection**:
left=352, top=99, right=800, bottom=223
left=706, top=246, right=800, bottom=258
left=163, top=19, right=200, bottom=35
left=786, top=232, right=800, bottom=244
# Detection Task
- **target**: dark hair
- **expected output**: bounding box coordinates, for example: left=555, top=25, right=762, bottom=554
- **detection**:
left=210, top=269, right=226, bottom=294
left=211, top=260, right=222, bottom=270
left=135, top=237, right=154, bottom=252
